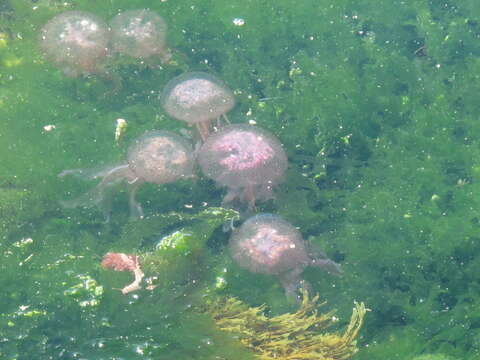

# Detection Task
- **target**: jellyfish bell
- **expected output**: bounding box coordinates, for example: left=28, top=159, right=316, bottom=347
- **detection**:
left=127, top=130, right=195, bottom=184
left=229, top=214, right=342, bottom=300
left=110, top=9, right=172, bottom=65
left=59, top=130, right=195, bottom=219
left=39, top=11, right=111, bottom=77
left=198, top=124, right=287, bottom=211
left=230, top=214, right=309, bottom=275
left=160, top=72, right=235, bottom=141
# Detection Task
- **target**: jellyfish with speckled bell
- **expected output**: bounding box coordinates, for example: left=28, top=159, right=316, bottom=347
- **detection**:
left=160, top=72, right=235, bottom=141
left=198, top=124, right=287, bottom=212
left=229, top=213, right=342, bottom=300
left=59, top=131, right=194, bottom=219
left=39, top=11, right=111, bottom=78
left=110, top=9, right=172, bottom=66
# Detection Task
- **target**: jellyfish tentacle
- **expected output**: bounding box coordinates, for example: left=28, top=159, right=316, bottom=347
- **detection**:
left=126, top=179, right=145, bottom=219
left=59, top=164, right=136, bottom=219
left=196, top=121, right=210, bottom=141
left=310, top=257, right=343, bottom=276
left=245, top=184, right=257, bottom=211
left=279, top=266, right=308, bottom=302
left=221, top=113, right=231, bottom=124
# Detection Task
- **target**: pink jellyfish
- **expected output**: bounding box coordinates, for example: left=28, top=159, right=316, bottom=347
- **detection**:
left=110, top=9, right=171, bottom=64
left=39, top=11, right=111, bottom=77
left=229, top=213, right=342, bottom=299
left=160, top=72, right=235, bottom=141
left=197, top=124, right=287, bottom=211
left=59, top=130, right=194, bottom=219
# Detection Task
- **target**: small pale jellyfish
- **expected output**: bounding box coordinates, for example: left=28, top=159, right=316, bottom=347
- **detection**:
left=160, top=72, right=235, bottom=141
left=39, top=11, right=111, bottom=77
left=198, top=124, right=287, bottom=211
left=59, top=130, right=194, bottom=219
left=229, top=214, right=342, bottom=299
left=110, top=9, right=172, bottom=64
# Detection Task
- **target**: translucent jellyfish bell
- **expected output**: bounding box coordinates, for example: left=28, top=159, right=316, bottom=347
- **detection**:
left=59, top=130, right=194, bottom=219
left=229, top=214, right=342, bottom=299
left=127, top=130, right=194, bottom=185
left=198, top=124, right=288, bottom=211
left=160, top=72, right=235, bottom=141
left=110, top=9, right=171, bottom=64
left=39, top=11, right=111, bottom=77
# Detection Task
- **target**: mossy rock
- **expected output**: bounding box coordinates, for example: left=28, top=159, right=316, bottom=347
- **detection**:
left=412, top=354, right=458, bottom=360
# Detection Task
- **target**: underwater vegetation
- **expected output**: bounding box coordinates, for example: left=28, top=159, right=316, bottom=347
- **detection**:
left=2, top=0, right=480, bottom=359
left=207, top=289, right=366, bottom=360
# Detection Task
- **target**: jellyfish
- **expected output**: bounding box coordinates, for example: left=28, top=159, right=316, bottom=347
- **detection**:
left=39, top=11, right=111, bottom=77
left=197, top=124, right=287, bottom=211
left=59, top=130, right=194, bottom=219
left=160, top=72, right=235, bottom=141
left=229, top=214, right=342, bottom=299
left=110, top=9, right=171, bottom=65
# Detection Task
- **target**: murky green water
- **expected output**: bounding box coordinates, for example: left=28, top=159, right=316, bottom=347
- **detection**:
left=1, top=0, right=480, bottom=359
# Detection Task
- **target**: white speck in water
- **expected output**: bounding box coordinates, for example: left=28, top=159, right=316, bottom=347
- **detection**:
left=233, top=18, right=245, bottom=26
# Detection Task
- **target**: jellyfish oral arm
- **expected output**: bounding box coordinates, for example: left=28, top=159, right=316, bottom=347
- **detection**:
left=126, top=179, right=145, bottom=219
left=310, top=258, right=343, bottom=276
left=278, top=266, right=307, bottom=300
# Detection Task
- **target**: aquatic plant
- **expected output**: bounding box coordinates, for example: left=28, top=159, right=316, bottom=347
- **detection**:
left=412, top=355, right=458, bottom=360
left=100, top=207, right=239, bottom=294
left=4, top=0, right=480, bottom=358
left=207, top=289, right=366, bottom=360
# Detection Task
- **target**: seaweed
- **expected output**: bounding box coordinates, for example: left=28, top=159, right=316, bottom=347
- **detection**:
left=100, top=207, right=239, bottom=294
left=206, top=289, right=366, bottom=360
left=3, top=0, right=480, bottom=358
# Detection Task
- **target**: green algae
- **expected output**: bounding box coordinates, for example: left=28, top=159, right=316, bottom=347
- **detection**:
left=1, top=0, right=480, bottom=358
left=207, top=289, right=366, bottom=360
